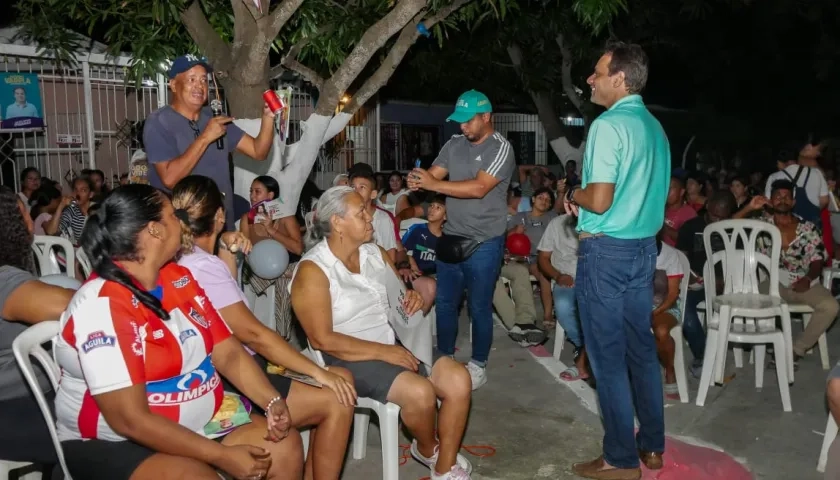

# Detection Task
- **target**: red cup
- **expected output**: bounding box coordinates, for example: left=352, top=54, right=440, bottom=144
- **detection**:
left=263, top=90, right=285, bottom=115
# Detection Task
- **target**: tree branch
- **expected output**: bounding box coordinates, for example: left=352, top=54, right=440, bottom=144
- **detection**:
left=231, top=0, right=259, bottom=56
left=181, top=1, right=233, bottom=72
left=506, top=42, right=567, bottom=142
left=344, top=0, right=473, bottom=115
left=282, top=41, right=325, bottom=90
left=556, top=32, right=584, bottom=113
left=269, top=0, right=306, bottom=38
left=317, top=0, right=427, bottom=115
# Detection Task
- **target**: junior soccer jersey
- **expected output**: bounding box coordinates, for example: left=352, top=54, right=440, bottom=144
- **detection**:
left=55, top=262, right=232, bottom=442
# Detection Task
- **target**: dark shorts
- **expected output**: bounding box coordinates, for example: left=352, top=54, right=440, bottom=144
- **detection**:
left=62, top=435, right=230, bottom=480
left=0, top=392, right=58, bottom=464
left=321, top=349, right=444, bottom=404
left=62, top=438, right=156, bottom=480
left=221, top=353, right=293, bottom=404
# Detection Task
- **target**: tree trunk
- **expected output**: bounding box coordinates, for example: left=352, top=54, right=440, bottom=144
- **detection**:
left=219, top=78, right=269, bottom=118
left=506, top=42, right=583, bottom=167
left=232, top=113, right=354, bottom=216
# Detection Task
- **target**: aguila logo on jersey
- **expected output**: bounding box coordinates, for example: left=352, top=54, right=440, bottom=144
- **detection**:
left=146, top=356, right=220, bottom=405
left=179, top=329, right=198, bottom=344
left=172, top=276, right=190, bottom=288
left=82, top=331, right=116, bottom=353
left=188, top=308, right=209, bottom=328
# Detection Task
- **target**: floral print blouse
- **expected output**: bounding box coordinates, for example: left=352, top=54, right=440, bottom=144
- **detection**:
left=758, top=215, right=827, bottom=284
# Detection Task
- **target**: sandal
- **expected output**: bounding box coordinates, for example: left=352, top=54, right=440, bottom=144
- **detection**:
left=559, top=366, right=589, bottom=382
left=542, top=317, right=556, bottom=329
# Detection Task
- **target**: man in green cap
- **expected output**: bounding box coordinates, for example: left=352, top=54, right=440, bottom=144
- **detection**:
left=407, top=89, right=514, bottom=391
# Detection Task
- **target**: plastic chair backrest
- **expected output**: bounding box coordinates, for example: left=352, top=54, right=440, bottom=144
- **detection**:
left=399, top=218, right=428, bottom=239
left=11, top=321, right=71, bottom=479
left=676, top=249, right=690, bottom=324
left=306, top=340, right=327, bottom=367
left=703, top=219, right=781, bottom=299
left=31, top=235, right=76, bottom=277
left=76, top=247, right=92, bottom=279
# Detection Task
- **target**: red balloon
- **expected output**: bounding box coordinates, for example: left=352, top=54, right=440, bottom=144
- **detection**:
left=506, top=233, right=531, bottom=257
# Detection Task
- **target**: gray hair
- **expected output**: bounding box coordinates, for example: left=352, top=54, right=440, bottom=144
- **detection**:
left=304, top=186, right=356, bottom=251
left=332, top=174, right=349, bottom=186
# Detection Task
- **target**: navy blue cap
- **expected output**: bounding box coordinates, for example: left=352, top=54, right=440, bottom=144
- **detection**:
left=167, top=54, right=213, bottom=79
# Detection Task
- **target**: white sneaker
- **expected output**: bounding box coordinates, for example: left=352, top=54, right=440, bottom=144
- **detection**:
left=465, top=361, right=487, bottom=390
left=410, top=440, right=473, bottom=474
left=431, top=464, right=471, bottom=480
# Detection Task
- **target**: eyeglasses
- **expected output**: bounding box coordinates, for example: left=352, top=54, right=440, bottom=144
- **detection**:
left=188, top=120, right=200, bottom=139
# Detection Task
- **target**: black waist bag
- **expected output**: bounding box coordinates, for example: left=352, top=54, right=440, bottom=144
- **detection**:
left=436, top=234, right=481, bottom=264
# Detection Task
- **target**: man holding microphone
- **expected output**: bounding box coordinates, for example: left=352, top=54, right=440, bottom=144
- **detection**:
left=565, top=42, right=670, bottom=480
left=143, top=55, right=276, bottom=227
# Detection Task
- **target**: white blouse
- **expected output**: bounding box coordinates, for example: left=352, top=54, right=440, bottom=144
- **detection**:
left=291, top=240, right=395, bottom=345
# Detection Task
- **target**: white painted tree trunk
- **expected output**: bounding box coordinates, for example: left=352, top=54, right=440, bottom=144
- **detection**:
left=549, top=137, right=585, bottom=168
left=232, top=112, right=353, bottom=218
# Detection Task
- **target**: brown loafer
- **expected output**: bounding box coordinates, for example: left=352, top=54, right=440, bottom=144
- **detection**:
left=572, top=456, right=642, bottom=480
left=639, top=450, right=664, bottom=470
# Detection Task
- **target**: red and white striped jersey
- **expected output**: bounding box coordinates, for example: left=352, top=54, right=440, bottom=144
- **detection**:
left=55, top=263, right=232, bottom=442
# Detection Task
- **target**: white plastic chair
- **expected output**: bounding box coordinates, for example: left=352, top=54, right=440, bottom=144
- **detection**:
left=818, top=413, right=838, bottom=472
left=11, top=321, right=72, bottom=480
left=75, top=247, right=92, bottom=279
left=31, top=236, right=75, bottom=277
left=695, top=220, right=792, bottom=411
left=670, top=250, right=691, bottom=403
left=306, top=343, right=402, bottom=480
left=399, top=218, right=428, bottom=239
left=0, top=461, right=41, bottom=480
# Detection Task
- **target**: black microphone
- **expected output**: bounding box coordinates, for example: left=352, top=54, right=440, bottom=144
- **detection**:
left=210, top=99, right=224, bottom=150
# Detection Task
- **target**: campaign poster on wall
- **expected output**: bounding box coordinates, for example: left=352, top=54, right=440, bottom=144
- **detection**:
left=0, top=73, right=44, bottom=130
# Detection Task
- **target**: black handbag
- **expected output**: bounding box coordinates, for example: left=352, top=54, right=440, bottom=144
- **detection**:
left=436, top=234, right=481, bottom=263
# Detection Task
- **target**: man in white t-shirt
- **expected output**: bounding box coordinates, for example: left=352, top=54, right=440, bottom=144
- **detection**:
left=536, top=214, right=587, bottom=381
left=350, top=168, right=399, bottom=261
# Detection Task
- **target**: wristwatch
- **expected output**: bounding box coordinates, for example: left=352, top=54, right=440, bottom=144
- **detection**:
left=566, top=185, right=579, bottom=204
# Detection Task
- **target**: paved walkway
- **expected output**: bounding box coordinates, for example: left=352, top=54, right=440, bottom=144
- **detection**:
left=339, top=316, right=605, bottom=480
left=337, top=305, right=836, bottom=479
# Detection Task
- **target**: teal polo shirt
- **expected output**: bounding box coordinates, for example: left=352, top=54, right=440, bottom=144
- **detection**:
left=577, top=95, right=670, bottom=239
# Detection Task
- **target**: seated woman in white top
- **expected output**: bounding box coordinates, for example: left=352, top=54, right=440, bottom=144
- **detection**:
left=173, top=175, right=356, bottom=480
left=291, top=186, right=473, bottom=480
left=377, top=171, right=409, bottom=215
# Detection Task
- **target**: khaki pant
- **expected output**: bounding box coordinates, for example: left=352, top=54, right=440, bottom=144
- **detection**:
left=493, top=262, right=536, bottom=329
left=761, top=281, right=840, bottom=356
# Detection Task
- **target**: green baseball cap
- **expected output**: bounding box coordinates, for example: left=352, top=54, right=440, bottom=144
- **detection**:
left=446, top=90, right=493, bottom=123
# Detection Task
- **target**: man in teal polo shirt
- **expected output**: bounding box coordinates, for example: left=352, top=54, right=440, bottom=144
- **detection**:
left=565, top=42, right=670, bottom=480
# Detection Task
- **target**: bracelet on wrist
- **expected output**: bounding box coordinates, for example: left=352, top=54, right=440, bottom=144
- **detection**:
left=265, top=395, right=283, bottom=414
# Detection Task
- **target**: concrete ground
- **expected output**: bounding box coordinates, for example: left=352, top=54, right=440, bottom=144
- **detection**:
left=544, top=315, right=837, bottom=480
left=337, top=298, right=836, bottom=480
left=338, top=314, right=606, bottom=480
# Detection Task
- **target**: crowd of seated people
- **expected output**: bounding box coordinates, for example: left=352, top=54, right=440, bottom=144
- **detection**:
left=8, top=148, right=840, bottom=479
left=3, top=165, right=484, bottom=479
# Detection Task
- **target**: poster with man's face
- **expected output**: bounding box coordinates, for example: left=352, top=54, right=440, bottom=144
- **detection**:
left=0, top=73, right=44, bottom=129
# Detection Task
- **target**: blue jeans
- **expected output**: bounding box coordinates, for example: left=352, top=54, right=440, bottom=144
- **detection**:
left=576, top=236, right=664, bottom=468
left=553, top=285, right=582, bottom=347
left=435, top=235, right=505, bottom=365
left=682, top=289, right=706, bottom=362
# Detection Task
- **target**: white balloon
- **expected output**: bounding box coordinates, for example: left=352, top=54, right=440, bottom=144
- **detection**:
left=247, top=239, right=290, bottom=280
left=40, top=274, right=82, bottom=290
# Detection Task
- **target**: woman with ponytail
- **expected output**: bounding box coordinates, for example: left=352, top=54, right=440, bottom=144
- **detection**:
left=54, top=184, right=303, bottom=480
left=174, top=175, right=354, bottom=480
